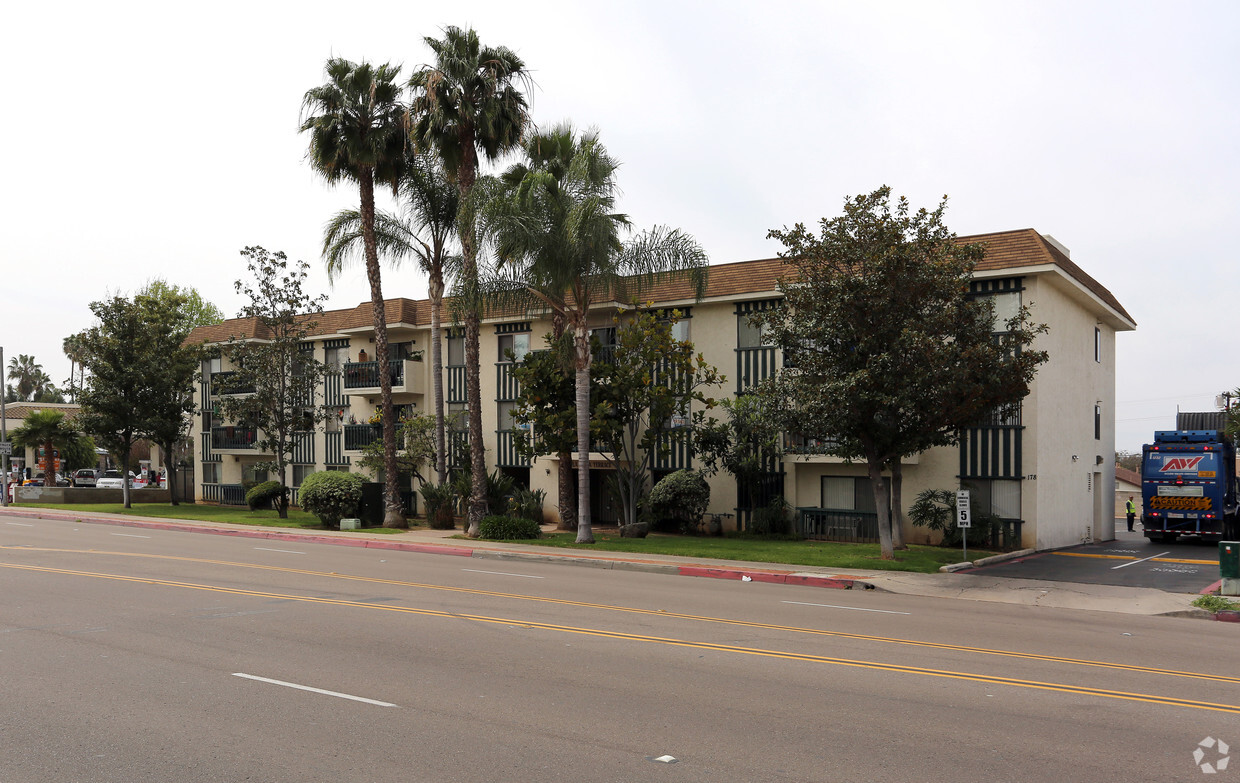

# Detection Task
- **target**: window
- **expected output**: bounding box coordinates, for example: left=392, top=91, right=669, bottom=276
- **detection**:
left=498, top=333, right=530, bottom=363
left=292, top=465, right=315, bottom=487
left=1095, top=404, right=1102, bottom=440
left=737, top=314, right=768, bottom=348
left=962, top=479, right=1021, bottom=519
left=1094, top=327, right=1102, bottom=363
left=324, top=345, right=346, bottom=371
left=242, top=465, right=268, bottom=485
left=202, top=463, right=221, bottom=484
left=992, top=291, right=1021, bottom=330
left=821, top=476, right=877, bottom=512
left=497, top=400, right=524, bottom=431
left=447, top=333, right=465, bottom=366
left=326, top=464, right=349, bottom=473
left=670, top=318, right=690, bottom=343
left=448, top=403, right=468, bottom=431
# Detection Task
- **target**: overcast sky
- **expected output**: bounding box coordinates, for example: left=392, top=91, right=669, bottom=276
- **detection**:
left=3, top=1, right=1237, bottom=452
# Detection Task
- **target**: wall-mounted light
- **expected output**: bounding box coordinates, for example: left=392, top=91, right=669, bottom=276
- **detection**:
left=1071, top=455, right=1079, bottom=462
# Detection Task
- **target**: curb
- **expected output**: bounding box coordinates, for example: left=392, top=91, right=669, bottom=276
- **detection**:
left=940, top=548, right=1038, bottom=573
left=0, top=507, right=872, bottom=592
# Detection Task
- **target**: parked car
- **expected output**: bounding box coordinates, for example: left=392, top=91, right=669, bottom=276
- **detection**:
left=72, top=468, right=98, bottom=487
left=95, top=470, right=126, bottom=490
left=24, top=472, right=69, bottom=487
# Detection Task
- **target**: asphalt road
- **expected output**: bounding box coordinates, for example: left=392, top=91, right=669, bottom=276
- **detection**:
left=968, top=523, right=1223, bottom=593
left=3, top=513, right=1239, bottom=782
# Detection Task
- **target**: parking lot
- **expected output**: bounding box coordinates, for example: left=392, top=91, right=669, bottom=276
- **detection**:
left=968, top=522, right=1223, bottom=593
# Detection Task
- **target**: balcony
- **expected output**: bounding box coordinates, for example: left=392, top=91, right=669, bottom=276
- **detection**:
left=343, top=423, right=381, bottom=452
left=211, top=426, right=260, bottom=453
left=210, top=371, right=255, bottom=396
left=342, top=359, right=425, bottom=397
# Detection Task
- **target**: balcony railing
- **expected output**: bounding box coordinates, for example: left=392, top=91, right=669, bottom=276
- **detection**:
left=343, top=360, right=403, bottom=389
left=211, top=426, right=257, bottom=450
left=344, top=423, right=381, bottom=451
left=784, top=433, right=840, bottom=455
left=210, top=371, right=255, bottom=396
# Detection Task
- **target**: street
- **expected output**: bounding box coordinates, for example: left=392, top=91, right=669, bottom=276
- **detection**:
left=2, top=512, right=1238, bottom=782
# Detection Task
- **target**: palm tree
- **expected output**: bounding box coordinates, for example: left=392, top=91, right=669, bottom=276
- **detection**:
left=6, top=354, right=41, bottom=401
left=63, top=335, right=86, bottom=403
left=484, top=125, right=709, bottom=543
left=11, top=410, right=80, bottom=487
left=408, top=26, right=533, bottom=537
left=301, top=57, right=409, bottom=528
left=323, top=150, right=460, bottom=484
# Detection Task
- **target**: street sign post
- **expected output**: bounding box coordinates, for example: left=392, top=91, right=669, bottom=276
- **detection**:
left=956, top=490, right=972, bottom=560
left=0, top=442, right=10, bottom=456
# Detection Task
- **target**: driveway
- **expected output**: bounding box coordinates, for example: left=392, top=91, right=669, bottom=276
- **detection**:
left=966, top=522, right=1222, bottom=593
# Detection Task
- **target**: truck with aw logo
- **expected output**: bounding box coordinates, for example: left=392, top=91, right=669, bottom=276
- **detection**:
left=1141, top=430, right=1238, bottom=543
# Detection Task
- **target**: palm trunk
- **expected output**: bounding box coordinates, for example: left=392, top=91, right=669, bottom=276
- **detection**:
left=574, top=323, right=594, bottom=543
left=457, top=148, right=488, bottom=538
left=429, top=272, right=446, bottom=484
left=359, top=171, right=406, bottom=529
left=557, top=452, right=576, bottom=531
left=890, top=459, right=907, bottom=550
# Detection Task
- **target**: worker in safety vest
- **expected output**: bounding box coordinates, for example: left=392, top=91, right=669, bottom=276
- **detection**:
left=1125, top=496, right=1137, bottom=532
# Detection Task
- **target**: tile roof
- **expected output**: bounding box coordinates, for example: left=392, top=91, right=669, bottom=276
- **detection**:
left=2, top=403, right=82, bottom=423
left=1115, top=466, right=1141, bottom=487
left=186, top=229, right=1132, bottom=344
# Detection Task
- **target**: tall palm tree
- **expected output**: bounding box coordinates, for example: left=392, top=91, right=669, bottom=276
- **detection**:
left=484, top=125, right=709, bottom=543
left=323, top=150, right=460, bottom=484
left=301, top=57, right=409, bottom=528
left=62, top=335, right=86, bottom=403
left=408, top=26, right=533, bottom=537
left=7, top=354, right=41, bottom=401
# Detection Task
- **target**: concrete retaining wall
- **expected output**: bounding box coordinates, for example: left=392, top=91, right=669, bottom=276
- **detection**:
left=14, top=487, right=170, bottom=504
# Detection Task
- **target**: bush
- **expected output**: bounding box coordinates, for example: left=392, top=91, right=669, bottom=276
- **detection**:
left=486, top=469, right=516, bottom=514
left=647, top=470, right=711, bottom=534
left=419, top=481, right=457, bottom=530
left=298, top=471, right=364, bottom=529
left=508, top=487, right=546, bottom=523
left=478, top=514, right=542, bottom=540
left=748, top=498, right=793, bottom=536
left=245, top=480, right=287, bottom=511
left=909, top=488, right=997, bottom=547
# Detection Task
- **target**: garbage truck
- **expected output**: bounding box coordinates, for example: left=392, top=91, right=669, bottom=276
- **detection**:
left=1141, top=430, right=1238, bottom=543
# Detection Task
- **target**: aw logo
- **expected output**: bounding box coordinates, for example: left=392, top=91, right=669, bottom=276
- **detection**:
left=1161, top=457, right=1205, bottom=473
left=1193, top=737, right=1230, bottom=774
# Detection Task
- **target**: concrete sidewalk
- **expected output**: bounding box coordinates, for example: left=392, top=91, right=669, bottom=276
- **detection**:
left=0, top=506, right=1212, bottom=619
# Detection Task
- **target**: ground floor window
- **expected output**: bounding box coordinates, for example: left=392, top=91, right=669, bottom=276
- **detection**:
left=961, top=478, right=1021, bottom=518
left=292, top=465, right=315, bottom=487
left=202, top=462, right=221, bottom=484
left=326, top=464, right=349, bottom=473
left=821, top=476, right=877, bottom=512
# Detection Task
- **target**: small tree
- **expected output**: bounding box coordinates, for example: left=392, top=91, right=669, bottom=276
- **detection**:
left=647, top=469, right=711, bottom=534
left=299, top=471, right=365, bottom=529
left=694, top=394, right=787, bottom=525
left=592, top=310, right=724, bottom=529
left=10, top=411, right=85, bottom=487
left=214, top=248, right=331, bottom=519
left=356, top=411, right=435, bottom=485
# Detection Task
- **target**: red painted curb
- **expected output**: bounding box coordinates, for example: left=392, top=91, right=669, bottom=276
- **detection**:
left=785, top=574, right=859, bottom=589
left=676, top=566, right=860, bottom=589
left=1202, top=579, right=1224, bottom=595
left=1214, top=610, right=1240, bottom=623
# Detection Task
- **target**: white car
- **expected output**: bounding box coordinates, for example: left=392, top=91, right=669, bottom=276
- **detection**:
left=95, top=470, right=127, bottom=490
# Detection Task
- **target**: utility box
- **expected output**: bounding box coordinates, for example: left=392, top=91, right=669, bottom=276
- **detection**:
left=1221, top=542, right=1240, bottom=596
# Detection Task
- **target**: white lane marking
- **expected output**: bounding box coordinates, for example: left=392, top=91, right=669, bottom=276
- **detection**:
left=232, top=673, right=396, bottom=707
left=782, top=600, right=911, bottom=615
left=112, top=533, right=151, bottom=539
left=462, top=568, right=544, bottom=579
left=254, top=547, right=305, bottom=555
left=1111, top=551, right=1170, bottom=570
left=5, top=522, right=34, bottom=527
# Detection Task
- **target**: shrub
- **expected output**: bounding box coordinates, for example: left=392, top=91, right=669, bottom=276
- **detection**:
left=477, top=514, right=541, bottom=540
left=748, top=497, right=794, bottom=536
left=909, top=488, right=997, bottom=547
left=508, top=487, right=546, bottom=523
left=485, top=469, right=516, bottom=514
left=419, top=481, right=457, bottom=530
left=298, top=471, right=364, bottom=529
left=245, top=480, right=287, bottom=511
left=647, top=470, right=711, bottom=534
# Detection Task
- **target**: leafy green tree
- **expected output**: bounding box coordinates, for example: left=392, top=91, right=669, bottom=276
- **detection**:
left=75, top=297, right=157, bottom=507
left=213, top=248, right=332, bottom=519
left=302, top=57, right=408, bottom=528
left=694, top=393, right=787, bottom=523
left=481, top=124, right=708, bottom=542
left=323, top=149, right=460, bottom=484
left=591, top=310, right=723, bottom=529
left=10, top=410, right=83, bottom=485
left=137, top=279, right=225, bottom=329
left=408, top=25, right=533, bottom=537
left=136, top=287, right=202, bottom=506
left=58, top=432, right=98, bottom=475
left=758, top=186, right=1048, bottom=559
left=356, top=411, right=436, bottom=484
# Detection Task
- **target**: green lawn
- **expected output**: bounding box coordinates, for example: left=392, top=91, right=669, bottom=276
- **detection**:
left=468, top=532, right=993, bottom=573
left=8, top=502, right=407, bottom=533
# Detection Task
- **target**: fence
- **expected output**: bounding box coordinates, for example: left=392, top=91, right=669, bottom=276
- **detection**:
left=796, top=507, right=880, bottom=543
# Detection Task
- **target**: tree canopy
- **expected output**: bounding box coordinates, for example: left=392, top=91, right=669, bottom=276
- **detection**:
left=758, top=186, right=1048, bottom=559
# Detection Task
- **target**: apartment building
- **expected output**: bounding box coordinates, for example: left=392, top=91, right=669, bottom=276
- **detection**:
left=185, top=228, right=1134, bottom=550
